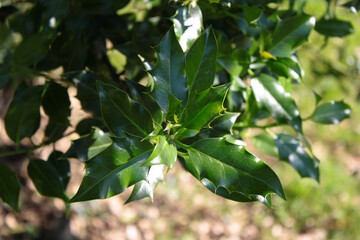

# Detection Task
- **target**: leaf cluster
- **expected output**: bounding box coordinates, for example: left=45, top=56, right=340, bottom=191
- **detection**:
left=0, top=0, right=354, bottom=211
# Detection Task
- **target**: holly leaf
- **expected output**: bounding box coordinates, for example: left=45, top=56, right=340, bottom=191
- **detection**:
left=267, top=14, right=315, bottom=57
left=5, top=83, right=43, bottom=146
left=28, top=159, right=69, bottom=202
left=142, top=136, right=177, bottom=168
left=275, top=133, right=319, bottom=181
left=70, top=137, right=154, bottom=202
left=64, top=127, right=112, bottom=162
left=0, top=163, right=21, bottom=212
left=315, top=18, right=354, bottom=37
left=312, top=101, right=351, bottom=124
left=97, top=81, right=154, bottom=137
left=125, top=165, right=165, bottom=204
left=177, top=84, right=228, bottom=139
left=149, top=27, right=187, bottom=111
left=251, top=74, right=302, bottom=132
left=172, top=1, right=203, bottom=51
left=186, top=27, right=217, bottom=99
left=251, top=134, right=279, bottom=157
left=182, top=138, right=285, bottom=204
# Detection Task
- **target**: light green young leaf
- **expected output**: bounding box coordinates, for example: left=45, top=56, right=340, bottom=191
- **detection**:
left=142, top=136, right=177, bottom=168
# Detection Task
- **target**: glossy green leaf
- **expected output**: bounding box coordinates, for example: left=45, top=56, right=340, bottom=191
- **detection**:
left=97, top=81, right=154, bottom=137
left=28, top=159, right=69, bottom=202
left=186, top=27, right=217, bottom=98
left=5, top=83, right=43, bottom=146
left=149, top=27, right=187, bottom=111
left=125, top=165, right=165, bottom=204
left=172, top=1, right=203, bottom=51
left=48, top=151, right=71, bottom=189
left=64, top=127, right=112, bottom=162
left=218, top=49, right=250, bottom=77
left=267, top=57, right=303, bottom=80
left=268, top=14, right=315, bottom=57
left=242, top=5, right=263, bottom=23
left=142, top=136, right=177, bottom=168
left=204, top=112, right=240, bottom=137
left=183, top=138, right=285, bottom=203
left=312, top=101, right=351, bottom=124
left=275, top=134, right=319, bottom=181
left=13, top=33, right=51, bottom=65
left=177, top=84, right=228, bottom=139
left=70, top=137, right=154, bottom=202
left=251, top=134, right=279, bottom=157
left=315, top=19, right=354, bottom=37
left=42, top=81, right=71, bottom=125
left=251, top=74, right=302, bottom=132
left=0, top=163, right=21, bottom=212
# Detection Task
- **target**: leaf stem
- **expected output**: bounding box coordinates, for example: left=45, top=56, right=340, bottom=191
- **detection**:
left=233, top=122, right=283, bottom=129
left=0, top=145, right=44, bottom=158
left=174, top=140, right=190, bottom=150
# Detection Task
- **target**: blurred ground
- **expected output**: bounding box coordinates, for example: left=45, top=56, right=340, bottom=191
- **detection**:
left=1, top=1, right=360, bottom=240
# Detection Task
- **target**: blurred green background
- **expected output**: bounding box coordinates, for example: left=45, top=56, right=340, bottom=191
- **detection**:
left=1, top=0, right=360, bottom=239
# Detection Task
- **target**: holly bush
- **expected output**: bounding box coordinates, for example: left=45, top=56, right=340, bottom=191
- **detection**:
left=0, top=0, right=355, bottom=211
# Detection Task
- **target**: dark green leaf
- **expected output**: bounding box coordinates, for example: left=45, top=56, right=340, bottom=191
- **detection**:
left=5, top=83, right=43, bottom=146
left=0, top=163, right=21, bottom=212
left=183, top=138, right=285, bottom=203
left=186, top=27, right=217, bottom=98
left=218, top=49, right=250, bottom=77
left=42, top=81, right=71, bottom=126
left=48, top=151, right=71, bottom=189
left=275, top=134, right=319, bottom=181
left=312, top=101, right=351, bottom=124
left=315, top=19, right=354, bottom=37
left=64, top=127, right=112, bottom=162
left=268, top=14, right=315, bottom=57
left=172, top=1, right=203, bottom=51
left=0, top=68, right=10, bottom=89
left=251, top=74, right=302, bottom=132
left=209, top=112, right=240, bottom=136
left=70, top=137, right=154, bottom=202
left=177, top=84, right=228, bottom=139
left=44, top=119, right=68, bottom=143
left=267, top=57, right=303, bottom=80
left=149, top=27, right=187, bottom=111
left=40, top=0, right=70, bottom=21
left=97, top=81, right=154, bottom=137
left=125, top=165, right=165, bottom=204
left=75, top=118, right=107, bottom=136
left=13, top=33, right=51, bottom=65
left=242, top=5, right=263, bottom=23
left=28, top=159, right=69, bottom=202
left=251, top=134, right=279, bottom=157
left=142, top=136, right=177, bottom=168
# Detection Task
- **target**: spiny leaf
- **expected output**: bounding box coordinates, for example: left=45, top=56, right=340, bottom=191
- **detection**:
left=182, top=138, right=285, bottom=204
left=312, top=101, right=351, bottom=124
left=186, top=27, right=217, bottom=98
left=268, top=14, right=315, bottom=57
left=64, top=127, right=112, bottom=162
left=251, top=74, right=302, bottom=132
left=172, top=1, right=203, bottom=51
left=142, top=136, right=177, bottom=168
left=97, top=81, right=154, bottom=137
left=176, top=84, right=229, bottom=139
left=70, top=137, right=154, bottom=202
left=275, top=133, right=319, bottom=181
left=149, top=27, right=187, bottom=111
left=125, top=165, right=165, bottom=204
